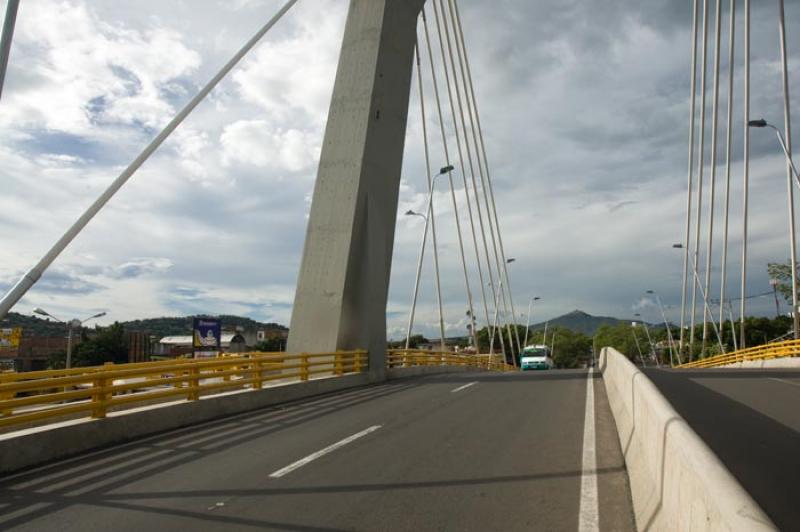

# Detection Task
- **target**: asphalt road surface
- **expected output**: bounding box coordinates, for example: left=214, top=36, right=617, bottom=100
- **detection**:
left=644, top=367, right=800, bottom=531
left=0, top=370, right=635, bottom=531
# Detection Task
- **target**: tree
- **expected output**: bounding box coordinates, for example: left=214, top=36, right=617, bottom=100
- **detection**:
left=593, top=323, right=641, bottom=362
left=254, top=337, right=284, bottom=352
left=767, top=261, right=796, bottom=303
left=49, top=322, right=129, bottom=368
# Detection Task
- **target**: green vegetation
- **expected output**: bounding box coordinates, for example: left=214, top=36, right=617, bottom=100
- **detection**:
left=767, top=261, right=796, bottom=303
left=475, top=324, right=592, bottom=368
left=593, top=315, right=793, bottom=363
left=526, top=326, right=593, bottom=368
left=48, top=322, right=129, bottom=368
left=4, top=312, right=287, bottom=339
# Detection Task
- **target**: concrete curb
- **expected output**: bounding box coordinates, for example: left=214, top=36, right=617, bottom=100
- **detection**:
left=599, top=347, right=776, bottom=531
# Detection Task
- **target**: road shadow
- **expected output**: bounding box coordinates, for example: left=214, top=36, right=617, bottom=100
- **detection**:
left=0, top=465, right=624, bottom=530
left=0, top=380, right=422, bottom=529
left=643, top=369, right=800, bottom=530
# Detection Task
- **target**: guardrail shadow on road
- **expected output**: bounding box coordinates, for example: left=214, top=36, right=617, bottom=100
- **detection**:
left=0, top=380, right=420, bottom=530
left=0, top=464, right=626, bottom=531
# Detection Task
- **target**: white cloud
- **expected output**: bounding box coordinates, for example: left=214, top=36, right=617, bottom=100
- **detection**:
left=1, top=0, right=798, bottom=342
left=220, top=119, right=318, bottom=172
left=0, top=0, right=201, bottom=136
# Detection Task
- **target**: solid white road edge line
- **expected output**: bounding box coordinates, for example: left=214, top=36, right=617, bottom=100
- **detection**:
left=451, top=382, right=477, bottom=393
left=578, top=369, right=600, bottom=532
left=268, top=425, right=382, bottom=478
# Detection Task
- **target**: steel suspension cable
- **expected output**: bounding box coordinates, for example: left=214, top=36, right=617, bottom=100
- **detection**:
left=442, top=0, right=515, bottom=358
left=740, top=0, right=750, bottom=348
left=719, top=0, right=735, bottom=340
left=0, top=0, right=300, bottom=319
left=702, top=0, right=723, bottom=353
left=778, top=0, right=798, bottom=340
left=450, top=0, right=524, bottom=357
left=428, top=1, right=494, bottom=351
left=420, top=7, right=479, bottom=350
left=680, top=0, right=701, bottom=360
left=690, top=0, right=710, bottom=359
left=405, top=43, right=447, bottom=351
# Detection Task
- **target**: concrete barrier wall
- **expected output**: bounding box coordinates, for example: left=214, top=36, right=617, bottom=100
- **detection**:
left=599, top=347, right=776, bottom=531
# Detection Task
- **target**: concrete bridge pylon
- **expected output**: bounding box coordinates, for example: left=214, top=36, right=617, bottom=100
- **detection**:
left=287, top=0, right=426, bottom=379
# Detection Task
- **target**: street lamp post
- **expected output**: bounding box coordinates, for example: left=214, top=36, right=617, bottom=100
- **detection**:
left=749, top=118, right=799, bottom=340
left=630, top=322, right=646, bottom=367
left=634, top=313, right=659, bottom=366
left=646, top=290, right=677, bottom=366
left=34, top=308, right=106, bottom=368
left=523, top=296, right=540, bottom=347
left=404, top=165, right=453, bottom=352
left=769, top=278, right=781, bottom=318
left=672, top=244, right=726, bottom=357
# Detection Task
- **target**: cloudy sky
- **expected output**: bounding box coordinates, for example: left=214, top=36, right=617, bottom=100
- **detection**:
left=1, top=0, right=798, bottom=340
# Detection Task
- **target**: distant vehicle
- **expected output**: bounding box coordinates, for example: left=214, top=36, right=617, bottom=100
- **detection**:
left=520, top=345, right=553, bottom=370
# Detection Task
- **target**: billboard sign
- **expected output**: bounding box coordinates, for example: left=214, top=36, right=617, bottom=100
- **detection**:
left=192, top=318, right=221, bottom=349
left=0, top=328, right=22, bottom=349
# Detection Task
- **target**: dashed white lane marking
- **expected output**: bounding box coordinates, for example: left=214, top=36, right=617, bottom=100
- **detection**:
left=769, top=377, right=800, bottom=387
left=268, top=425, right=382, bottom=478
left=578, top=369, right=599, bottom=532
left=451, top=381, right=477, bottom=393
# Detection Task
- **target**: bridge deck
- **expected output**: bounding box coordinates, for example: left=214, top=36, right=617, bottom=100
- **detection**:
left=644, top=367, right=800, bottom=531
left=0, top=370, right=634, bottom=531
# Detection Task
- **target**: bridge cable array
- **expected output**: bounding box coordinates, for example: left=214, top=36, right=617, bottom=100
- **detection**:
left=404, top=0, right=522, bottom=362
left=679, top=0, right=795, bottom=361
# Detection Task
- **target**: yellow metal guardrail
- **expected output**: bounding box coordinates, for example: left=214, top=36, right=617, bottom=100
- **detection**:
left=0, top=350, right=367, bottom=431
left=387, top=349, right=517, bottom=372
left=678, top=338, right=800, bottom=368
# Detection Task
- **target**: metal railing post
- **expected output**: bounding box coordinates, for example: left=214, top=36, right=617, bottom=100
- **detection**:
left=91, top=374, right=108, bottom=419
left=300, top=353, right=310, bottom=381
left=335, top=352, right=343, bottom=376
left=253, top=358, right=263, bottom=390
left=188, top=366, right=200, bottom=401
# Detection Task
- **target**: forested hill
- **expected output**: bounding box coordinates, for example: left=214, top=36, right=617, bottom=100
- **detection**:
left=4, top=313, right=288, bottom=338
left=529, top=310, right=629, bottom=336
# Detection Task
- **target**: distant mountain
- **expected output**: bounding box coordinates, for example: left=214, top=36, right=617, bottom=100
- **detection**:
left=3, top=312, right=288, bottom=338
left=529, top=310, right=634, bottom=336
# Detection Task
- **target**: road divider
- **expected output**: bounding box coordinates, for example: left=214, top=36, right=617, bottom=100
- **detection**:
left=599, top=347, right=775, bottom=530
left=269, top=425, right=382, bottom=478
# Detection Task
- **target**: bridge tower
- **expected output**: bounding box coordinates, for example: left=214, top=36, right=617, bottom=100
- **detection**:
left=287, top=0, right=426, bottom=378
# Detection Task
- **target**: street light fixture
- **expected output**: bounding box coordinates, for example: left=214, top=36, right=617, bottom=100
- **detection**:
left=748, top=119, right=800, bottom=187
left=32, top=307, right=107, bottom=368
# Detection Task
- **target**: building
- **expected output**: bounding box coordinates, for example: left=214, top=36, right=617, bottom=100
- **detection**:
left=154, top=333, right=248, bottom=357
